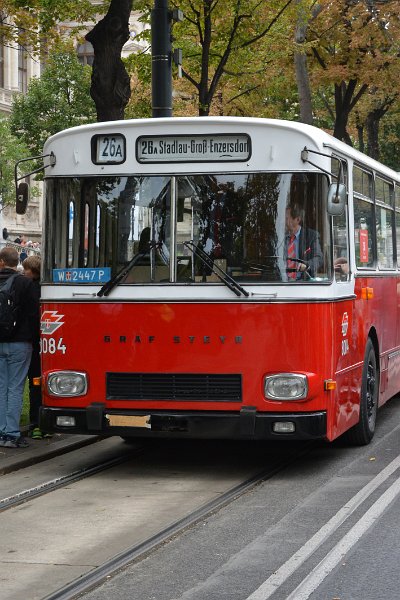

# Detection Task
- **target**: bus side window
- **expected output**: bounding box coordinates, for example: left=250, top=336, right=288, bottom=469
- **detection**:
left=333, top=208, right=349, bottom=281
left=353, top=166, right=375, bottom=269
left=375, top=176, right=394, bottom=270
left=332, top=157, right=349, bottom=281
left=396, top=184, right=400, bottom=268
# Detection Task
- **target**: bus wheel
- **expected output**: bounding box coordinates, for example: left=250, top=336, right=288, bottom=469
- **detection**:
left=346, top=338, right=378, bottom=446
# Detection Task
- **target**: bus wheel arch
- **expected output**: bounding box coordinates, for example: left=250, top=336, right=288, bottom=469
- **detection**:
left=345, top=334, right=379, bottom=446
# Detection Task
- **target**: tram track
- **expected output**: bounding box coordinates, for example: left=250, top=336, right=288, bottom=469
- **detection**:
left=41, top=440, right=318, bottom=600
left=0, top=451, right=139, bottom=512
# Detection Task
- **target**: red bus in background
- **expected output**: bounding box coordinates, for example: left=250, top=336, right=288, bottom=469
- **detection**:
left=35, top=117, right=400, bottom=445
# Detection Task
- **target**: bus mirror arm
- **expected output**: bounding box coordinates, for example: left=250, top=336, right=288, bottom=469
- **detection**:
left=14, top=152, right=56, bottom=215
left=335, top=161, right=343, bottom=202
left=301, top=147, right=346, bottom=216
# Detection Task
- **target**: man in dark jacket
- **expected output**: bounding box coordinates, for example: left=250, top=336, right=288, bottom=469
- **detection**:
left=0, top=247, right=39, bottom=448
left=285, top=204, right=323, bottom=279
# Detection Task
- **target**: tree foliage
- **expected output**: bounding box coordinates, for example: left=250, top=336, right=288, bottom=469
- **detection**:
left=0, top=117, right=35, bottom=206
left=0, top=0, right=103, bottom=56
left=304, top=0, right=400, bottom=147
left=2, top=0, right=400, bottom=165
left=9, top=43, right=96, bottom=156
left=132, top=0, right=297, bottom=117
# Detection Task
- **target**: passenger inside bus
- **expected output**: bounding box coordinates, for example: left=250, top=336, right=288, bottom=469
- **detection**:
left=334, top=256, right=349, bottom=277
left=285, top=203, right=323, bottom=279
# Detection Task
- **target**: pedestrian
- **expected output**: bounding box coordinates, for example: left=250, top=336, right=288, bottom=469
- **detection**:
left=19, top=248, right=28, bottom=264
left=0, top=247, right=39, bottom=448
left=22, top=255, right=44, bottom=439
left=19, top=249, right=28, bottom=264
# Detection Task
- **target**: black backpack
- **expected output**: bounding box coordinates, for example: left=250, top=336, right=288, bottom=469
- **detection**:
left=0, top=273, right=19, bottom=340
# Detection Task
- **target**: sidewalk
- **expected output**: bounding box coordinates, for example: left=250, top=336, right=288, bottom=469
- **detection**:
left=0, top=433, right=99, bottom=475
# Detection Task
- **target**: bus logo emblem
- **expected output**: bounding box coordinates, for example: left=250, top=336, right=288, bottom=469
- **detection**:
left=341, top=312, right=349, bottom=336
left=41, top=311, right=65, bottom=335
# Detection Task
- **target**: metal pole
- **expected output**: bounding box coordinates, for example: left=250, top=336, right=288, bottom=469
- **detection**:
left=151, top=0, right=172, bottom=118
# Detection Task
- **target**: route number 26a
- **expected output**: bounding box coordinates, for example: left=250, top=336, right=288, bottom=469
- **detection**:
left=40, top=337, right=67, bottom=355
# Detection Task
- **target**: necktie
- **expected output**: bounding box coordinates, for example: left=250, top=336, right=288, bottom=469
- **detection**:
left=287, top=235, right=296, bottom=279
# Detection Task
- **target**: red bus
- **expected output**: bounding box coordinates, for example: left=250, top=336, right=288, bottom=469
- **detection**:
left=35, top=117, right=400, bottom=445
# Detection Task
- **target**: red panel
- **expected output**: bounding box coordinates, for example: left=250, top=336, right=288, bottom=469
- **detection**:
left=40, top=276, right=400, bottom=442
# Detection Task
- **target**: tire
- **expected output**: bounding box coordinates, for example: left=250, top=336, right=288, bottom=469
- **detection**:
left=346, top=338, right=379, bottom=446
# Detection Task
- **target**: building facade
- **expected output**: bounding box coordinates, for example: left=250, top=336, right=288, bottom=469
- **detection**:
left=0, top=30, right=42, bottom=244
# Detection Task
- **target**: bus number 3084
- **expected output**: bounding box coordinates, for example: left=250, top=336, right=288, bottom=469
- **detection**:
left=40, top=338, right=67, bottom=355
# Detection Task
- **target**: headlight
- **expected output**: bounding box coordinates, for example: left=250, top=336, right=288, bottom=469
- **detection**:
left=47, top=371, right=87, bottom=397
left=264, top=373, right=308, bottom=401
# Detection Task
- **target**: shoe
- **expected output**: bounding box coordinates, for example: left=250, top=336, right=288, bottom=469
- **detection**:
left=32, top=428, right=43, bottom=440
left=0, top=434, right=7, bottom=447
left=4, top=436, right=29, bottom=448
left=43, top=432, right=53, bottom=439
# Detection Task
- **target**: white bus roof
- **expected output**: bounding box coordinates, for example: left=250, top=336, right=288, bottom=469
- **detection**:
left=43, top=117, right=400, bottom=181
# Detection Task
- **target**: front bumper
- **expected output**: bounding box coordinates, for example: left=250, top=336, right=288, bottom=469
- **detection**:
left=40, top=404, right=327, bottom=440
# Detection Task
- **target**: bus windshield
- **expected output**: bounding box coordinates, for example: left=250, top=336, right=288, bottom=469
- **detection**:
left=44, top=172, right=332, bottom=284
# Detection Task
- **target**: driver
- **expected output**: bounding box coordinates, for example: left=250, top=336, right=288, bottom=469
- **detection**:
left=285, top=204, right=323, bottom=279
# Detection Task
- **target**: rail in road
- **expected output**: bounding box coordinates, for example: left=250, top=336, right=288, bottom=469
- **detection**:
left=44, top=443, right=316, bottom=600
left=78, top=400, right=400, bottom=600
left=1, top=401, right=399, bottom=600
left=0, top=437, right=316, bottom=600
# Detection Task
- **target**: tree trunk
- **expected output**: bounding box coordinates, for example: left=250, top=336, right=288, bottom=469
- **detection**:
left=366, top=111, right=381, bottom=160
left=356, top=123, right=365, bottom=154
left=364, top=97, right=396, bottom=161
left=294, top=1, right=313, bottom=125
left=333, top=80, right=368, bottom=145
left=86, top=0, right=133, bottom=122
left=294, top=53, right=313, bottom=125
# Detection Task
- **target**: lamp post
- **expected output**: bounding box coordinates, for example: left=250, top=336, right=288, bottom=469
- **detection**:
left=151, top=0, right=183, bottom=118
left=151, top=0, right=172, bottom=117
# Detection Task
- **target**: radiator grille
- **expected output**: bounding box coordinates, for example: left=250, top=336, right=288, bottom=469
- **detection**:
left=106, top=373, right=242, bottom=402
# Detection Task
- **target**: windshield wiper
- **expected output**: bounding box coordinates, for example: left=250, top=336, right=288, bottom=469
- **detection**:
left=97, top=241, right=160, bottom=297
left=183, top=241, right=249, bottom=298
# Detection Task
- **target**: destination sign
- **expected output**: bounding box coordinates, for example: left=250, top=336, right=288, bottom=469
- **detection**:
left=136, top=134, right=251, bottom=163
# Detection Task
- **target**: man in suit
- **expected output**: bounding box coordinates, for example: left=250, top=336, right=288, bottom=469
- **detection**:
left=285, top=204, right=323, bottom=279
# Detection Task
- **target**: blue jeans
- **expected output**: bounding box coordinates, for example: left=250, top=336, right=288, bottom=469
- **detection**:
left=0, top=342, right=32, bottom=438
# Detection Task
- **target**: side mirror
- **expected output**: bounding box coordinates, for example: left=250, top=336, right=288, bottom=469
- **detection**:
left=16, top=182, right=29, bottom=215
left=327, top=183, right=346, bottom=216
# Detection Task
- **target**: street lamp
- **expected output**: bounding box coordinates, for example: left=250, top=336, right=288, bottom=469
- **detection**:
left=151, top=0, right=183, bottom=118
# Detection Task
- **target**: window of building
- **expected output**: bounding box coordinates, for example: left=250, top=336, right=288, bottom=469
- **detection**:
left=18, top=45, right=28, bottom=93
left=0, top=38, right=4, bottom=88
left=77, top=41, right=94, bottom=66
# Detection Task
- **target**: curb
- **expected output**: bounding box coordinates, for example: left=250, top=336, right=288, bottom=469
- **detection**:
left=0, top=435, right=100, bottom=476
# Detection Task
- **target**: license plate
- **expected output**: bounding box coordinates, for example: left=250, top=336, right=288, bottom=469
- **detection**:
left=106, top=414, right=151, bottom=428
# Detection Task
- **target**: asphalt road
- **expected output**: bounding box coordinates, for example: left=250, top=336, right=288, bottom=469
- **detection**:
left=80, top=396, right=400, bottom=600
